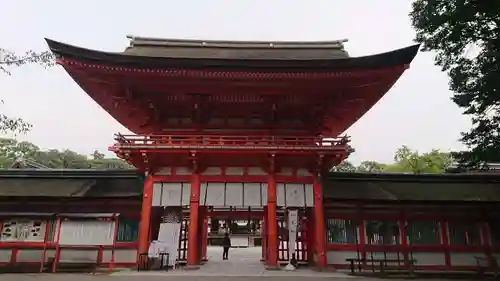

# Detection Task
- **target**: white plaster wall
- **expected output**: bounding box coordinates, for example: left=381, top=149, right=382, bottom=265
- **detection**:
left=248, top=167, right=266, bottom=175
left=450, top=252, right=484, bottom=266
left=226, top=167, right=244, bottom=175
left=411, top=252, right=446, bottom=266
left=297, top=169, right=311, bottom=176
left=203, top=167, right=222, bottom=175
left=366, top=251, right=403, bottom=260
left=326, top=250, right=358, bottom=265
left=156, top=167, right=172, bottom=175
left=16, top=249, right=43, bottom=262
left=59, top=249, right=99, bottom=263
left=102, top=249, right=137, bottom=263
left=175, top=167, right=191, bottom=175
left=277, top=168, right=293, bottom=176
left=0, top=249, right=11, bottom=262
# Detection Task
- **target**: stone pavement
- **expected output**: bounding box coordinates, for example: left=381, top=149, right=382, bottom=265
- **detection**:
left=113, top=246, right=352, bottom=277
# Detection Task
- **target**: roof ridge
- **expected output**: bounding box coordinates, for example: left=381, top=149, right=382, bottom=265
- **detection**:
left=126, top=35, right=348, bottom=49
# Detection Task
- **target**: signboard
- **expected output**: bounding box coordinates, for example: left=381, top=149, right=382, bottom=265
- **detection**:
left=287, top=209, right=299, bottom=257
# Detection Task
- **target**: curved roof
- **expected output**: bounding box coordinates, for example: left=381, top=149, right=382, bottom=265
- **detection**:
left=45, top=38, right=419, bottom=71
left=45, top=37, right=419, bottom=136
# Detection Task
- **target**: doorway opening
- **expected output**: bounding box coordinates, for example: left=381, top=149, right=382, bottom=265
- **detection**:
left=206, top=207, right=264, bottom=263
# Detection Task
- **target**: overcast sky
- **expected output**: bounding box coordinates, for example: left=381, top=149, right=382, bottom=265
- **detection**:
left=1, top=0, right=470, bottom=164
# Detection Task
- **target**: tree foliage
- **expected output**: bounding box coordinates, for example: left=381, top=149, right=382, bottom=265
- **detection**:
left=331, top=145, right=453, bottom=174
left=0, top=138, right=132, bottom=169
left=331, top=160, right=357, bottom=172
left=0, top=48, right=55, bottom=134
left=410, top=0, right=500, bottom=167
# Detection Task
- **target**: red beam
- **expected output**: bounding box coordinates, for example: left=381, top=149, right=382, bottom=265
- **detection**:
left=153, top=175, right=314, bottom=184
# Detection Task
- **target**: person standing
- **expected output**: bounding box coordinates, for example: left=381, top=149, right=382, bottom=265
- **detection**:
left=222, top=232, right=231, bottom=260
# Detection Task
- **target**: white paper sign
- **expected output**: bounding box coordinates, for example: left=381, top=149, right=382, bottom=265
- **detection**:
left=287, top=209, right=299, bottom=258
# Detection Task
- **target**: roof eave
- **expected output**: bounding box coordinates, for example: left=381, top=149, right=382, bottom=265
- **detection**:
left=45, top=38, right=420, bottom=71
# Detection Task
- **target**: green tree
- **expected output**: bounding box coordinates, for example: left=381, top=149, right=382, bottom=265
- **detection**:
left=410, top=1, right=500, bottom=167
left=331, top=160, right=356, bottom=172
left=0, top=48, right=54, bottom=134
left=92, top=150, right=105, bottom=160
left=389, top=145, right=453, bottom=174
left=0, top=138, right=132, bottom=169
left=357, top=161, right=387, bottom=172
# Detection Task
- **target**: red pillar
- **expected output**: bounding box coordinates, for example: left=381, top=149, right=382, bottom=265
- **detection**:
left=187, top=172, right=201, bottom=266
left=267, top=172, right=278, bottom=268
left=137, top=175, right=154, bottom=256
left=313, top=175, right=327, bottom=268
left=441, top=220, right=451, bottom=269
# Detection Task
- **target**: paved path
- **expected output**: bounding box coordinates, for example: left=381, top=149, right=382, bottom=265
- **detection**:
left=113, top=246, right=351, bottom=277
left=0, top=247, right=480, bottom=281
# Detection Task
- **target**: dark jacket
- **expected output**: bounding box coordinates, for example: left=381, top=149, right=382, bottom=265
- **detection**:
left=222, top=236, right=231, bottom=248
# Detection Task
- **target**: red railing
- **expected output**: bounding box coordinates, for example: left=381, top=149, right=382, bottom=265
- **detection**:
left=110, top=134, right=351, bottom=151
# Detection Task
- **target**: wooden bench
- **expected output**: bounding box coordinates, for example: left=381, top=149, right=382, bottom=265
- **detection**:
left=474, top=256, right=499, bottom=276
left=346, top=258, right=416, bottom=276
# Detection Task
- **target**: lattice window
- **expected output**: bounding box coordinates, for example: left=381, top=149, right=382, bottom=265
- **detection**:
left=116, top=218, right=139, bottom=242
left=326, top=219, right=359, bottom=244
left=365, top=220, right=400, bottom=245
left=0, top=219, right=46, bottom=242
left=406, top=220, right=441, bottom=245
left=447, top=221, right=482, bottom=246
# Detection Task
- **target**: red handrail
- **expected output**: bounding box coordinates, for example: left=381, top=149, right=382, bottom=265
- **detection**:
left=111, top=134, right=350, bottom=149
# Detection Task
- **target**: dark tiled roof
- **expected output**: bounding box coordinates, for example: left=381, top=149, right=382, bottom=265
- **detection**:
left=45, top=38, right=419, bottom=71
left=0, top=169, right=143, bottom=197
left=0, top=168, right=142, bottom=178
left=323, top=172, right=500, bottom=202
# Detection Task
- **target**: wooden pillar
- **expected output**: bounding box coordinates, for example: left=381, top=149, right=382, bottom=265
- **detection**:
left=399, top=216, right=408, bottom=263
left=480, top=222, right=492, bottom=265
left=267, top=172, right=278, bottom=267
left=137, top=176, right=154, bottom=257
left=187, top=172, right=201, bottom=266
left=313, top=175, right=327, bottom=268
left=441, top=220, right=451, bottom=269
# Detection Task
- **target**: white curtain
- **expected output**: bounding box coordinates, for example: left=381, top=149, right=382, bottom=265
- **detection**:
left=158, top=223, right=181, bottom=267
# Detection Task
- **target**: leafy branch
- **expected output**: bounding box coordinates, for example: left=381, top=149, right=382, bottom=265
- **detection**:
left=0, top=49, right=54, bottom=75
left=0, top=48, right=55, bottom=134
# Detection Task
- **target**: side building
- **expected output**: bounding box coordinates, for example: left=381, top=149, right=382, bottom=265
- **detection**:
left=323, top=172, right=500, bottom=272
left=0, top=167, right=499, bottom=273
left=0, top=168, right=143, bottom=272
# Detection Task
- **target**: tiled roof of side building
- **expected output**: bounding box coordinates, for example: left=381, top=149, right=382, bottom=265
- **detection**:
left=323, top=171, right=500, bottom=202
left=0, top=168, right=142, bottom=178
left=0, top=169, right=143, bottom=197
